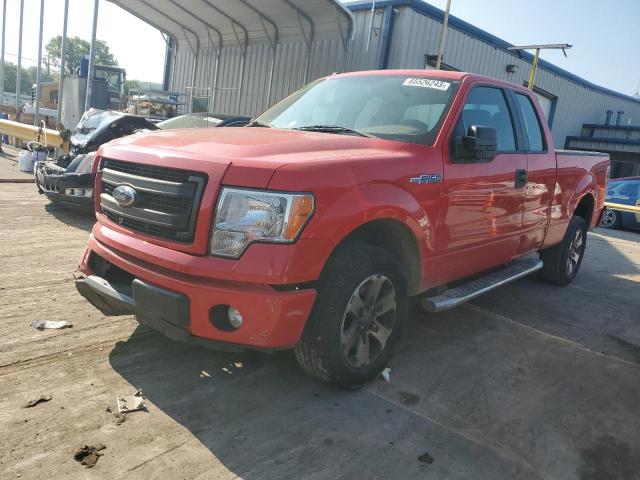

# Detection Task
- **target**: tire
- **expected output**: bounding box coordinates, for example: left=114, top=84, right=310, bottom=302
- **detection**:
left=539, top=216, right=587, bottom=286
left=294, top=243, right=408, bottom=389
left=599, top=209, right=621, bottom=229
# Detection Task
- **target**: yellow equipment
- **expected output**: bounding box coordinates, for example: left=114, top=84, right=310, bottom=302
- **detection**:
left=0, top=118, right=70, bottom=153
left=604, top=201, right=640, bottom=214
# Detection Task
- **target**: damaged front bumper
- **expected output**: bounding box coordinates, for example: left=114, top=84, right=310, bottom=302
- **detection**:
left=75, top=235, right=317, bottom=351
left=73, top=274, right=236, bottom=350
left=36, top=162, right=95, bottom=211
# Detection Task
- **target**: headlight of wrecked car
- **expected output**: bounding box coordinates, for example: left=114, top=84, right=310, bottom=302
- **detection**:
left=210, top=187, right=315, bottom=258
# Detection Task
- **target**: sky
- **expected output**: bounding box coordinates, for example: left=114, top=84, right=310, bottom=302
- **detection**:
left=0, top=0, right=639, bottom=96
left=425, top=0, right=640, bottom=96
left=0, top=0, right=166, bottom=83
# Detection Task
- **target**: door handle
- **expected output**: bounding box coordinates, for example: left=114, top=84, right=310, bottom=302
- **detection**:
left=515, top=169, right=527, bottom=188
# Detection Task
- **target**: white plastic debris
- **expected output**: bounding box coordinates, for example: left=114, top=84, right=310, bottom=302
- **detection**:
left=31, top=320, right=71, bottom=330
left=380, top=367, right=391, bottom=383
left=116, top=390, right=146, bottom=414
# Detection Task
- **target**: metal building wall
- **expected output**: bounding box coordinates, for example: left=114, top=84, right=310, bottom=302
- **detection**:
left=386, top=6, right=640, bottom=146
left=169, top=8, right=383, bottom=117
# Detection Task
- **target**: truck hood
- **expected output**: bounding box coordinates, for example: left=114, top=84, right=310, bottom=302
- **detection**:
left=106, top=126, right=404, bottom=166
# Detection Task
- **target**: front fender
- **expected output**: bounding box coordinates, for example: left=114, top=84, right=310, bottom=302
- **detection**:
left=316, top=182, right=434, bottom=255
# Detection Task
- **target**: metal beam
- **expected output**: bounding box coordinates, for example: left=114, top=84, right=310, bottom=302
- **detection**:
left=282, top=0, right=315, bottom=84
left=136, top=0, right=201, bottom=52
left=34, top=0, right=45, bottom=126
left=167, top=0, right=223, bottom=48
left=0, top=0, right=6, bottom=107
left=327, top=0, right=355, bottom=41
left=16, top=0, right=23, bottom=113
left=0, top=117, right=70, bottom=151
left=435, top=0, right=451, bottom=70
left=197, top=1, right=249, bottom=113
left=57, top=0, right=69, bottom=126
left=238, top=0, right=279, bottom=48
left=109, top=1, right=174, bottom=39
left=199, top=0, right=249, bottom=51
left=85, top=0, right=99, bottom=112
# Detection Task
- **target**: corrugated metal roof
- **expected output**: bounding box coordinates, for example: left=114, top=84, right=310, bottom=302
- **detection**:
left=107, top=0, right=353, bottom=48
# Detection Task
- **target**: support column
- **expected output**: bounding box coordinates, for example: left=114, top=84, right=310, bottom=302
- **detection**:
left=85, top=0, right=99, bottom=112
left=56, top=0, right=69, bottom=126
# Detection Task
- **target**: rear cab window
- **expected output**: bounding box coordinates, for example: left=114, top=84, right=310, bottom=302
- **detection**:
left=514, top=93, right=545, bottom=152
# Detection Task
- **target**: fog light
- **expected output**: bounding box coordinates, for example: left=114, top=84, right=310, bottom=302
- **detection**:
left=228, top=307, right=244, bottom=329
left=65, top=187, right=93, bottom=198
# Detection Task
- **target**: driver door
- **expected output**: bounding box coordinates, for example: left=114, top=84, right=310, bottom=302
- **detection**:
left=437, top=85, right=527, bottom=284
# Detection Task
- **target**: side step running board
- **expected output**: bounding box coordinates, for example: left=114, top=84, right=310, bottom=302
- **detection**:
left=422, top=257, right=544, bottom=313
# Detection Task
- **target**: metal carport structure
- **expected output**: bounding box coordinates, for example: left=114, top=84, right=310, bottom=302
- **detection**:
left=106, top=0, right=353, bottom=114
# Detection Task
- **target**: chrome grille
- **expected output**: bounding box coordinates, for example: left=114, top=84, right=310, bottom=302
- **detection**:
left=100, top=159, right=206, bottom=243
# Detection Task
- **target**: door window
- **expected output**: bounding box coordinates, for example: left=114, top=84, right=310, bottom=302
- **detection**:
left=461, top=87, right=516, bottom=151
left=515, top=93, right=545, bottom=152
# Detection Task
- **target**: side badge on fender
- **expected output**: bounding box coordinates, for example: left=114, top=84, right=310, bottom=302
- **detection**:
left=410, top=174, right=441, bottom=185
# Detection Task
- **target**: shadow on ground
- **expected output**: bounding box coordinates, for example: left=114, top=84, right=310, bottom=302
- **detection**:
left=44, top=202, right=95, bottom=232
left=107, top=227, right=640, bottom=479
left=108, top=323, right=452, bottom=479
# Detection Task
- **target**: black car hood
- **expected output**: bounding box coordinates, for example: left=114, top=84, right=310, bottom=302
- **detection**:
left=71, top=109, right=158, bottom=152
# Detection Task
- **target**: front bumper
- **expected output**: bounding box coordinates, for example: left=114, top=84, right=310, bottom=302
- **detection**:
left=76, top=235, right=317, bottom=350
left=36, top=163, right=94, bottom=211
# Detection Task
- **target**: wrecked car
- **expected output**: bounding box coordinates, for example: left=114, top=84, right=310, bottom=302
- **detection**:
left=36, top=110, right=250, bottom=211
left=36, top=109, right=158, bottom=211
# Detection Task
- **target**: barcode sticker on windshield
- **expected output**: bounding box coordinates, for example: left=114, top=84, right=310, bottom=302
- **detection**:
left=402, top=78, right=450, bottom=90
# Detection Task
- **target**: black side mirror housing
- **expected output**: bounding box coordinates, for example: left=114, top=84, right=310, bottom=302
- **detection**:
left=454, top=125, right=498, bottom=162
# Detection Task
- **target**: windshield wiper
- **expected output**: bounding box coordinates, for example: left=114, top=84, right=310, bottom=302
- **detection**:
left=293, top=125, right=373, bottom=138
left=247, top=119, right=272, bottom=128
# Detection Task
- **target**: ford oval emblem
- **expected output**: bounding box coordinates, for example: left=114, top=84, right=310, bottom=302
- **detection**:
left=112, top=185, right=137, bottom=207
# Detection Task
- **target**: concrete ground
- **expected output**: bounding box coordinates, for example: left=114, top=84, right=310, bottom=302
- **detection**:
left=0, top=145, right=35, bottom=183
left=1, top=173, right=639, bottom=479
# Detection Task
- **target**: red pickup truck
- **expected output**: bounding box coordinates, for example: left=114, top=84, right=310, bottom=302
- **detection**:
left=76, top=71, right=609, bottom=388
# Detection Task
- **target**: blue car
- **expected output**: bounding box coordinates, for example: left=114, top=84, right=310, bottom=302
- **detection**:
left=600, top=177, right=640, bottom=230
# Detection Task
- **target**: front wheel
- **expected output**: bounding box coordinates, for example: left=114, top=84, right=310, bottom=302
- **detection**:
left=539, top=216, right=587, bottom=286
left=294, top=243, right=408, bottom=389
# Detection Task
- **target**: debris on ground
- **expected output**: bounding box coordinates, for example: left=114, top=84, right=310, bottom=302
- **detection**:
left=116, top=390, right=146, bottom=414
left=22, top=394, right=52, bottom=408
left=399, top=391, right=420, bottom=406
left=380, top=367, right=391, bottom=383
left=74, top=444, right=106, bottom=468
left=31, top=320, right=71, bottom=330
left=104, top=404, right=126, bottom=424
left=113, top=412, right=126, bottom=425
left=418, top=451, right=434, bottom=464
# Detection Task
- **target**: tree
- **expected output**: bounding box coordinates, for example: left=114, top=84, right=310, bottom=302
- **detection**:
left=45, top=36, right=117, bottom=75
left=2, top=62, right=39, bottom=95
left=123, top=79, right=140, bottom=96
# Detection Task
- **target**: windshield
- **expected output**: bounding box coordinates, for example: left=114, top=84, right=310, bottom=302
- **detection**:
left=157, top=114, right=223, bottom=130
left=256, top=75, right=458, bottom=145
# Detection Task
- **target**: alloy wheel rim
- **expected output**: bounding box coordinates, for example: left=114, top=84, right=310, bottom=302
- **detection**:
left=600, top=210, right=616, bottom=227
left=566, top=229, right=584, bottom=276
left=340, top=274, right=396, bottom=368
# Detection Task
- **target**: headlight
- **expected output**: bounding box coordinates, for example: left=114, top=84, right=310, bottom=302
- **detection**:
left=210, top=187, right=314, bottom=258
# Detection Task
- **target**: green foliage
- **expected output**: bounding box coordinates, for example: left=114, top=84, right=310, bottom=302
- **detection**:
left=45, top=35, right=117, bottom=75
left=123, top=79, right=140, bottom=96
left=2, top=62, right=52, bottom=95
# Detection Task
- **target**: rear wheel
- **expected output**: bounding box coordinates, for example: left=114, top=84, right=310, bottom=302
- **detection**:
left=539, top=216, right=587, bottom=286
left=294, top=243, right=408, bottom=389
left=599, top=209, right=621, bottom=229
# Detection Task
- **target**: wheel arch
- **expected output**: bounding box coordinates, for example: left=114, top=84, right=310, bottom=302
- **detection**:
left=573, top=192, right=596, bottom=227
left=324, top=218, right=423, bottom=296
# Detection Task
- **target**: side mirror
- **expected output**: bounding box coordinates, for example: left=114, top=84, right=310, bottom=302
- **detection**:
left=454, top=125, right=498, bottom=162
